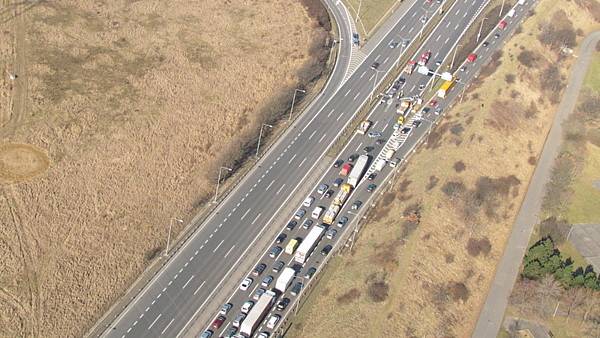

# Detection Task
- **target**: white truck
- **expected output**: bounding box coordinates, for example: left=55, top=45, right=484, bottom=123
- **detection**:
left=311, top=206, right=324, bottom=219
left=347, top=155, right=369, bottom=187
left=275, top=267, right=296, bottom=293
left=294, top=225, right=325, bottom=264
left=374, top=158, right=386, bottom=171
left=240, top=290, right=276, bottom=337
left=384, top=149, right=395, bottom=161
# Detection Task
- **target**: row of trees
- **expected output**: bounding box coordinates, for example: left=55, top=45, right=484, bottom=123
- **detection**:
left=522, top=237, right=600, bottom=290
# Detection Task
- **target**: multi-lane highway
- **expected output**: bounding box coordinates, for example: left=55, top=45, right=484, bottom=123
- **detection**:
left=200, top=0, right=541, bottom=336
left=97, top=0, right=445, bottom=337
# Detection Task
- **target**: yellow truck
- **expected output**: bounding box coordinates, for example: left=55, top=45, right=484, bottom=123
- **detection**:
left=437, top=80, right=454, bottom=98
left=285, top=239, right=299, bottom=255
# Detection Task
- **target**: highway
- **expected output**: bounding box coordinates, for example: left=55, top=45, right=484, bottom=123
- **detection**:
left=202, top=0, right=541, bottom=336
left=97, top=0, right=439, bottom=337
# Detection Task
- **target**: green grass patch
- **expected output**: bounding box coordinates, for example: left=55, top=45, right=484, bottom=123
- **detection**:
left=497, top=327, right=511, bottom=338
left=565, top=143, right=600, bottom=223
left=557, top=240, right=588, bottom=269
left=344, top=0, right=398, bottom=36
left=583, top=53, right=600, bottom=92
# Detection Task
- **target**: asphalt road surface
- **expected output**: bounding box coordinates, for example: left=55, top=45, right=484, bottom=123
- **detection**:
left=472, top=29, right=600, bottom=338
left=202, top=0, right=546, bottom=337
left=97, top=0, right=444, bottom=336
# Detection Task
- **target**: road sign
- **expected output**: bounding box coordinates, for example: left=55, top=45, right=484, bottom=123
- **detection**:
left=417, top=66, right=429, bottom=75
left=441, top=72, right=453, bottom=81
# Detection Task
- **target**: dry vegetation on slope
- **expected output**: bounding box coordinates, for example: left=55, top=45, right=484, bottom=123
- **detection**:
left=287, top=0, right=599, bottom=337
left=0, top=0, right=330, bottom=336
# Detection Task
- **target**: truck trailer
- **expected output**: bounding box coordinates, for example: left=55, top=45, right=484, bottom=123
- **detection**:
left=347, top=155, right=369, bottom=187
left=294, top=226, right=325, bottom=264
left=239, top=290, right=276, bottom=337
left=275, top=268, right=296, bottom=293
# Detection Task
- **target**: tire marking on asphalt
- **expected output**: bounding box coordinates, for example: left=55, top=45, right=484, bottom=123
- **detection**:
left=275, top=184, right=286, bottom=195
left=161, top=318, right=174, bottom=335
left=193, top=280, right=206, bottom=295
left=251, top=213, right=262, bottom=225
left=318, top=133, right=327, bottom=143
left=288, top=153, right=297, bottom=164
left=265, top=180, right=275, bottom=191
left=224, top=245, right=236, bottom=258
left=213, top=239, right=224, bottom=253
left=241, top=208, right=251, bottom=220
left=182, top=275, right=194, bottom=289
left=148, top=314, right=161, bottom=330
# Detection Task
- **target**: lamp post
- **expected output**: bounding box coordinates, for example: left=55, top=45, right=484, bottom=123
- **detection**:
left=477, top=17, right=488, bottom=43
left=420, top=9, right=429, bottom=39
left=213, top=166, right=233, bottom=203
left=289, top=88, right=306, bottom=121
left=450, top=44, right=463, bottom=70
left=256, top=123, right=273, bottom=157
left=499, top=0, right=506, bottom=17
left=165, top=218, right=183, bottom=256
left=356, top=0, right=363, bottom=23
left=370, top=68, right=384, bottom=102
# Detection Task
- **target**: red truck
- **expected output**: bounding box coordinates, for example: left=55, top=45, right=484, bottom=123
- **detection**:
left=498, top=20, right=508, bottom=30
left=466, top=53, right=477, bottom=63
left=418, top=51, right=431, bottom=66
left=340, top=163, right=352, bottom=176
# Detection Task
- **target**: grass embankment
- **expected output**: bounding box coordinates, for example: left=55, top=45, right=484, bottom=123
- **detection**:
left=0, top=1, right=331, bottom=337
left=344, top=0, right=398, bottom=37
left=287, top=0, right=600, bottom=337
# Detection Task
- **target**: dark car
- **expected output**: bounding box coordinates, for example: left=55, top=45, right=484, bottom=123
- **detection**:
left=211, top=315, right=226, bottom=329
left=352, top=33, right=360, bottom=45
left=494, top=33, right=500, bottom=39
left=376, top=138, right=386, bottom=145
left=482, top=41, right=489, bottom=47
left=333, top=178, right=343, bottom=187
left=286, top=220, right=297, bottom=231
left=337, top=216, right=348, bottom=227
left=398, top=77, right=406, bottom=84
left=252, top=263, right=266, bottom=276
left=291, top=263, right=303, bottom=273
left=277, top=298, right=291, bottom=311
left=348, top=154, right=358, bottom=162
left=400, top=127, right=412, bottom=134
left=333, top=159, right=344, bottom=168
left=269, top=246, right=282, bottom=258
left=367, top=183, right=377, bottom=193
left=363, top=146, right=374, bottom=153
left=412, top=120, right=422, bottom=128
left=371, top=62, right=380, bottom=70
left=275, top=233, right=287, bottom=244
left=367, top=173, right=377, bottom=180
left=302, top=218, right=313, bottom=229
left=305, top=267, right=317, bottom=279
left=291, top=281, right=304, bottom=296
left=272, top=260, right=285, bottom=273
left=321, top=245, right=333, bottom=256
left=324, top=190, right=334, bottom=198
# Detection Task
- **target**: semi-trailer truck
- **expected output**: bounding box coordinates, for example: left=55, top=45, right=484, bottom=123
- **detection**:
left=294, top=226, right=325, bottom=264
left=239, top=290, right=276, bottom=337
left=275, top=268, right=296, bottom=293
left=322, top=204, right=340, bottom=225
left=347, top=155, right=369, bottom=187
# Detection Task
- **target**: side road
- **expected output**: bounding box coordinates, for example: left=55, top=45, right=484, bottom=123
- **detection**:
left=472, top=30, right=600, bottom=338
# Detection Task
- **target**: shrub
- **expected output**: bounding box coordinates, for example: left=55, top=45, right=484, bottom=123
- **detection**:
left=466, top=237, right=492, bottom=256
left=336, top=288, right=361, bottom=304
left=517, top=50, right=539, bottom=67
left=448, top=282, right=470, bottom=302
left=426, top=175, right=439, bottom=191
left=441, top=181, right=466, bottom=198
left=368, top=281, right=389, bottom=302
left=453, top=161, right=466, bottom=173
left=505, top=73, right=516, bottom=84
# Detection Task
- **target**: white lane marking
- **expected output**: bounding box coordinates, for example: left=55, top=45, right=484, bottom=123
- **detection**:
left=240, top=208, right=251, bottom=220
left=251, top=213, right=262, bottom=225
left=383, top=56, right=389, bottom=64
left=344, top=89, right=351, bottom=96
left=353, top=92, right=360, bottom=101
left=455, top=9, right=460, bottom=15
left=463, top=11, right=467, bottom=17
left=374, top=54, right=381, bottom=61
left=184, top=262, right=188, bottom=268
left=265, top=180, right=275, bottom=191
left=355, top=142, right=363, bottom=152
left=213, top=240, right=224, bottom=253
left=308, top=130, right=317, bottom=140
left=400, top=24, right=406, bottom=30
left=327, top=108, right=335, bottom=117
left=382, top=122, right=389, bottom=133
left=434, top=52, right=439, bottom=59
left=194, top=250, right=199, bottom=255
left=411, top=11, right=417, bottom=17
left=151, top=300, right=156, bottom=305
left=299, top=157, right=307, bottom=167
left=145, top=307, right=150, bottom=312
left=161, top=318, right=174, bottom=335
left=368, top=74, right=374, bottom=81
left=410, top=85, right=416, bottom=92
left=436, top=34, right=441, bottom=41
left=446, top=20, right=452, bottom=28
left=336, top=113, right=344, bottom=121
left=224, top=245, right=236, bottom=258
left=127, top=328, right=132, bottom=333
left=182, top=275, right=194, bottom=289
left=372, top=120, right=378, bottom=127
left=275, top=184, right=286, bottom=195
left=359, top=71, right=366, bottom=79
left=318, top=133, right=327, bottom=143
left=162, top=287, right=167, bottom=292
left=455, top=23, right=460, bottom=30
left=288, top=153, right=297, bottom=164
left=193, top=281, right=206, bottom=295
left=189, top=256, right=194, bottom=262
left=445, top=37, right=450, bottom=44
left=408, top=26, right=414, bottom=34
left=208, top=234, right=213, bottom=239
left=148, top=314, right=162, bottom=330
left=168, top=280, right=173, bottom=286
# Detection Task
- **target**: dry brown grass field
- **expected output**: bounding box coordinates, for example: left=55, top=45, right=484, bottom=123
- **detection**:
left=0, top=0, right=330, bottom=337
left=287, top=0, right=599, bottom=337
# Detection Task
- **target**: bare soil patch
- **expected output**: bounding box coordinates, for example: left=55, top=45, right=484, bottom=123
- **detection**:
left=0, top=0, right=330, bottom=337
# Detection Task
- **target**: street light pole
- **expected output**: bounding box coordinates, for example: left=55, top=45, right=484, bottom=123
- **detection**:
left=450, top=44, right=462, bottom=70
left=256, top=123, right=273, bottom=157
left=213, top=166, right=233, bottom=203
left=289, top=88, right=306, bottom=121
left=370, top=69, right=383, bottom=102
left=165, top=218, right=183, bottom=256
left=477, top=17, right=488, bottom=42
left=356, top=0, right=362, bottom=23
left=499, top=0, right=506, bottom=17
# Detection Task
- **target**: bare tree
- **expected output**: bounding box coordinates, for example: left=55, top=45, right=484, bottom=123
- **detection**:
left=537, top=275, right=563, bottom=318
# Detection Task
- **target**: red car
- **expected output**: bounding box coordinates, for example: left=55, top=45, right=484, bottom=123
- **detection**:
left=429, top=100, right=438, bottom=107
left=211, top=315, right=225, bottom=329
left=418, top=51, right=431, bottom=66
left=498, top=20, right=507, bottom=30
left=466, top=53, right=477, bottom=63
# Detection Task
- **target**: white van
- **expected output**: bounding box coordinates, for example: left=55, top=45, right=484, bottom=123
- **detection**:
left=311, top=206, right=324, bottom=219
left=517, top=0, right=525, bottom=5
left=507, top=8, right=515, bottom=17
left=374, top=158, right=386, bottom=171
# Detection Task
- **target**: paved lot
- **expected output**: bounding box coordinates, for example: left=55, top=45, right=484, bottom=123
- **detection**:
left=569, top=224, right=600, bottom=272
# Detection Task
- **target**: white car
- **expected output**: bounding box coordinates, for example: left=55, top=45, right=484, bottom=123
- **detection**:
left=241, top=300, right=254, bottom=314
left=266, top=314, right=281, bottom=329
left=240, top=277, right=253, bottom=291
left=303, top=196, right=315, bottom=207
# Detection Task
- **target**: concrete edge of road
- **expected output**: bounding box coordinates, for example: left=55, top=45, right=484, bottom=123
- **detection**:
left=471, top=30, right=600, bottom=338
left=84, top=1, right=347, bottom=336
